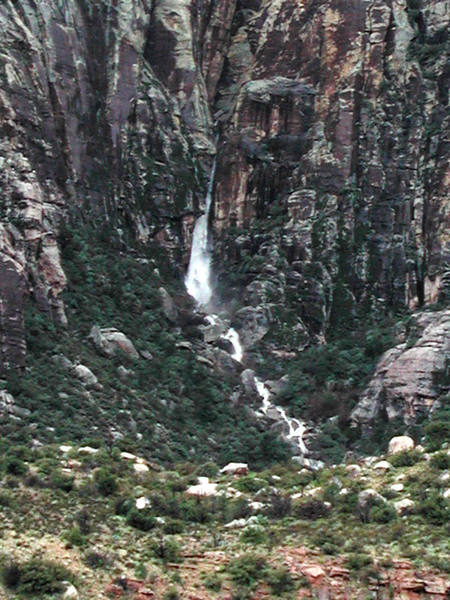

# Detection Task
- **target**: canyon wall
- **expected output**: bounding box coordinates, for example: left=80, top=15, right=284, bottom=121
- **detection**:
left=0, top=0, right=448, bottom=423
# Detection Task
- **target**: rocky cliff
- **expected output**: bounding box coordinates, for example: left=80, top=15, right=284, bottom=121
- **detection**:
left=0, top=0, right=448, bottom=431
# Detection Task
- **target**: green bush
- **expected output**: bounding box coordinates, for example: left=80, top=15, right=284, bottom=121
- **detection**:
left=64, top=526, right=87, bottom=547
left=417, top=493, right=449, bottom=526
left=126, top=508, right=156, bottom=532
left=430, top=451, right=450, bottom=470
left=163, top=587, right=179, bottom=600
left=5, top=457, right=28, bottom=476
left=389, top=450, right=422, bottom=467
left=149, top=537, right=181, bottom=563
left=203, top=571, right=222, bottom=591
left=345, top=553, right=372, bottom=571
left=94, top=468, right=118, bottom=496
left=369, top=503, right=397, bottom=523
left=227, top=554, right=267, bottom=589
left=240, top=527, right=267, bottom=545
left=266, top=567, right=295, bottom=595
left=50, top=471, right=74, bottom=492
left=293, top=499, right=330, bottom=520
left=2, top=558, right=75, bottom=596
left=163, top=519, right=184, bottom=534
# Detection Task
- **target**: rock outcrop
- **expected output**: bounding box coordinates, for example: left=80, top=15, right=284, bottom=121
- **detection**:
left=352, top=309, right=450, bottom=428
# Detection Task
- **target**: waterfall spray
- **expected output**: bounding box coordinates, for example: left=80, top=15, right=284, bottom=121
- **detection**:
left=185, top=158, right=217, bottom=307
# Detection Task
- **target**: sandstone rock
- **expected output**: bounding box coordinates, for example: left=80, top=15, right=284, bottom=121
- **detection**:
left=62, top=584, right=79, bottom=600
left=186, top=479, right=218, bottom=497
left=389, top=436, right=415, bottom=454
left=89, top=326, right=139, bottom=360
left=373, top=460, right=392, bottom=472
left=302, top=565, right=325, bottom=579
left=73, top=364, right=99, bottom=388
left=133, top=463, right=150, bottom=474
left=352, top=311, right=450, bottom=428
left=158, top=287, right=178, bottom=323
left=220, top=462, right=249, bottom=475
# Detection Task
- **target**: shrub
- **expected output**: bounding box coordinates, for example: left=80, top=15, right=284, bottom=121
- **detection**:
left=197, top=462, right=219, bottom=478
left=417, top=493, right=449, bottom=526
left=293, top=499, right=330, bottom=520
left=83, top=550, right=112, bottom=569
left=227, top=554, right=267, bottom=589
left=149, top=537, right=181, bottom=563
left=114, top=496, right=134, bottom=516
left=345, top=553, right=373, bottom=571
left=5, top=457, right=28, bottom=476
left=126, top=508, right=156, bottom=532
left=4, top=558, right=75, bottom=596
left=163, top=519, right=184, bottom=535
left=64, top=525, right=87, bottom=547
left=430, top=451, right=450, bottom=470
left=94, top=468, right=118, bottom=496
left=163, top=588, right=179, bottom=600
left=266, top=492, right=291, bottom=518
left=203, top=571, right=222, bottom=591
left=369, top=503, right=397, bottom=523
left=1, top=561, right=21, bottom=589
left=389, top=450, right=422, bottom=468
left=266, top=567, right=295, bottom=595
left=50, top=471, right=74, bottom=492
left=240, top=527, right=267, bottom=545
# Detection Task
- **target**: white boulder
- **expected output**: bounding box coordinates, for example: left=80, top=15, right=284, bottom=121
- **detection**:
left=388, top=436, right=415, bottom=455
left=220, top=462, right=249, bottom=475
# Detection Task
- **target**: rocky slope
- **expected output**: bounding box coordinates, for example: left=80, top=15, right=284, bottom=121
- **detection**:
left=0, top=0, right=448, bottom=442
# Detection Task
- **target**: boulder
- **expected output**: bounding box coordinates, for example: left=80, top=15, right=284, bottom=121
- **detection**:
left=133, top=463, right=150, bottom=474
left=89, top=326, right=139, bottom=359
left=373, top=460, right=392, bottom=472
left=186, top=478, right=218, bottom=497
left=358, top=489, right=386, bottom=520
left=73, top=364, right=99, bottom=387
left=241, top=369, right=257, bottom=396
left=394, top=498, right=415, bottom=514
left=220, top=462, right=249, bottom=476
left=388, top=436, right=415, bottom=454
left=158, top=287, right=178, bottom=323
left=62, top=584, right=79, bottom=600
left=351, top=310, right=450, bottom=428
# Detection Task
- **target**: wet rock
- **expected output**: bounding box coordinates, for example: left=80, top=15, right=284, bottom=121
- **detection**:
left=89, top=326, right=139, bottom=360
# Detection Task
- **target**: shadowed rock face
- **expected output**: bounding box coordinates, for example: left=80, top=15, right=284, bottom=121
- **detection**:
left=0, top=0, right=448, bottom=380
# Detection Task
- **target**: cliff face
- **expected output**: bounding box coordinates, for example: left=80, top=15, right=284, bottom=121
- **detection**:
left=0, top=0, right=448, bottom=422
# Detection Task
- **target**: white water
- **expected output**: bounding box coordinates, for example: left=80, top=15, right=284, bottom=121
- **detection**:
left=185, top=159, right=217, bottom=307
left=223, top=328, right=243, bottom=362
left=255, top=376, right=307, bottom=454
left=184, top=152, right=307, bottom=455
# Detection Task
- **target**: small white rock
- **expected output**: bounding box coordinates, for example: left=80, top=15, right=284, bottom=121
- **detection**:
left=135, top=496, right=150, bottom=510
left=78, top=446, right=99, bottom=455
left=390, top=483, right=404, bottom=493
left=62, top=584, right=79, bottom=600
left=373, top=460, right=392, bottom=471
left=133, top=463, right=149, bottom=474
left=394, top=498, right=414, bottom=514
left=120, top=451, right=137, bottom=461
left=388, top=436, right=415, bottom=455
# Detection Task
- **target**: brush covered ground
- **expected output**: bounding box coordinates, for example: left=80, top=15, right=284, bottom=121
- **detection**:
left=0, top=435, right=449, bottom=600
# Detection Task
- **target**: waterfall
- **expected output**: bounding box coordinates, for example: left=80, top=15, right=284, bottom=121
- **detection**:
left=184, top=150, right=307, bottom=457
left=185, top=158, right=217, bottom=307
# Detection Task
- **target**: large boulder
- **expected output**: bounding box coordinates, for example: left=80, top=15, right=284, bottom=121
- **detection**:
left=388, top=436, right=415, bottom=455
left=158, top=287, right=178, bottom=323
left=89, top=326, right=139, bottom=359
left=351, top=310, right=450, bottom=429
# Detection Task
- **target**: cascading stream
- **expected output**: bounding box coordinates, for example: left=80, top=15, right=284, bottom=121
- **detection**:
left=185, top=154, right=307, bottom=456
left=185, top=158, right=216, bottom=308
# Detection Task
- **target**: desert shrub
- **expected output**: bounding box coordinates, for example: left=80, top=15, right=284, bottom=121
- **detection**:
left=75, top=507, right=91, bottom=535
left=64, top=525, right=87, bottom=547
left=240, top=527, right=267, bottom=545
left=235, top=475, right=265, bottom=493
left=0, top=491, right=12, bottom=507
left=149, top=537, right=181, bottom=563
left=1, top=561, right=22, bottom=589
left=227, top=554, right=267, bottom=589
left=266, top=492, right=291, bottom=518
left=94, top=468, right=118, bottom=496
left=196, top=462, right=219, bottom=478
left=163, top=587, right=179, bottom=600
left=389, top=450, right=421, bottom=468
left=203, top=571, right=222, bottom=591
left=229, top=497, right=252, bottom=521
left=163, top=519, right=184, bottom=534
left=293, top=499, right=330, bottom=520
left=4, top=558, right=75, bottom=595
left=23, top=473, right=46, bottom=488
left=430, top=451, right=450, bottom=470
left=5, top=457, right=28, bottom=476
left=345, top=553, right=373, bottom=571
left=114, top=496, right=134, bottom=516
left=266, top=567, right=295, bottom=595
left=83, top=550, right=112, bottom=569
left=126, top=508, right=156, bottom=532
left=369, top=503, right=397, bottom=523
left=50, top=471, right=74, bottom=492
left=416, top=493, right=449, bottom=526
